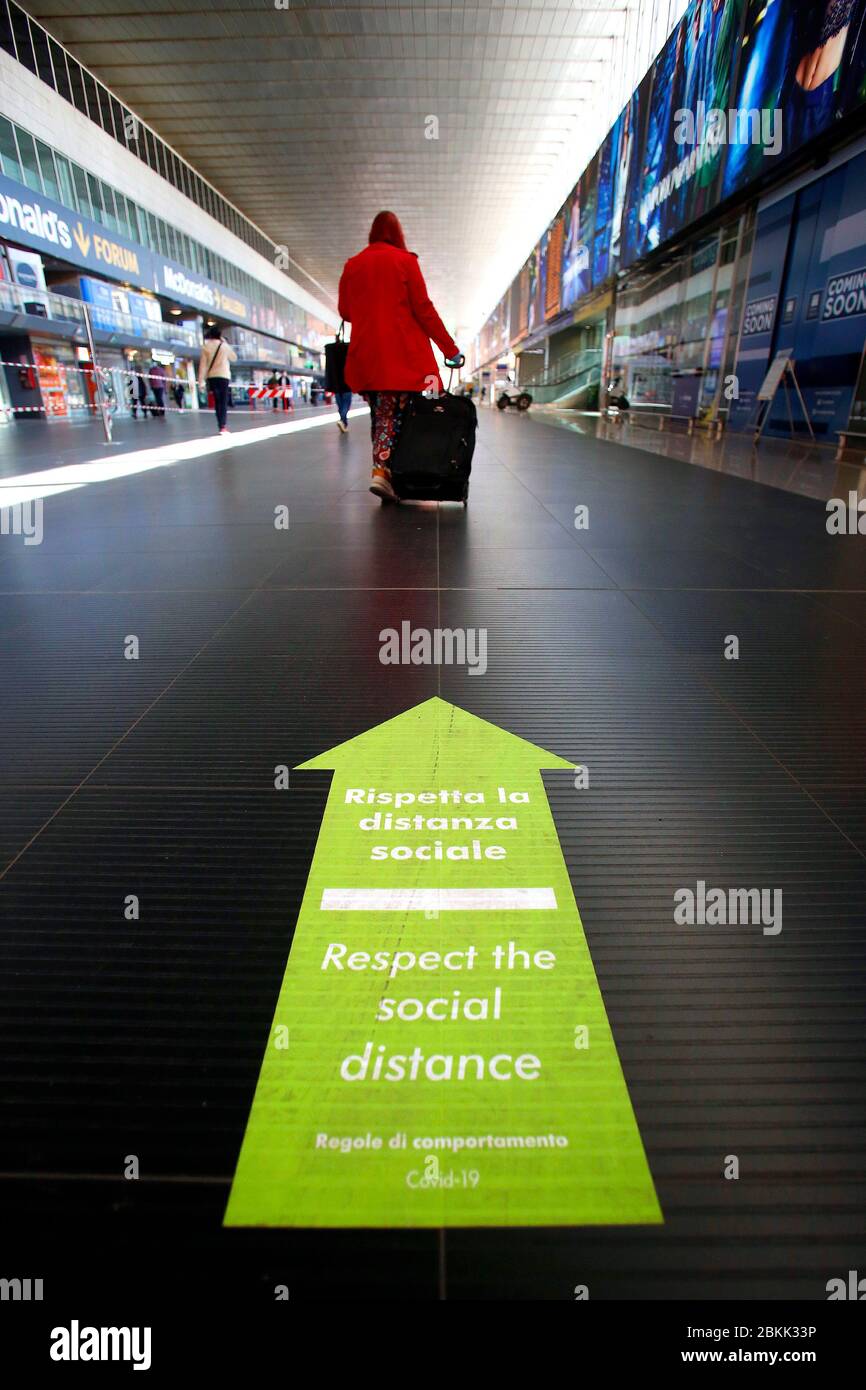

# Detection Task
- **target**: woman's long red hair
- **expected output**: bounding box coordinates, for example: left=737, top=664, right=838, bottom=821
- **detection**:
left=368, top=211, right=407, bottom=251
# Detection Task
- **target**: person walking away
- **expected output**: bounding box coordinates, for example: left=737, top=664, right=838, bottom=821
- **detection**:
left=136, top=369, right=149, bottom=418
left=173, top=378, right=185, bottom=411
left=280, top=372, right=293, bottom=412
left=197, top=326, right=237, bottom=434
left=338, top=210, right=462, bottom=502
left=267, top=369, right=280, bottom=410
left=149, top=360, right=167, bottom=417
left=334, top=387, right=352, bottom=433
left=127, top=376, right=139, bottom=418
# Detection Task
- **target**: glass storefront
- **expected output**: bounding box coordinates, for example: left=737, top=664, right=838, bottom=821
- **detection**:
left=30, top=337, right=88, bottom=416
left=0, top=106, right=326, bottom=347
left=611, top=213, right=753, bottom=415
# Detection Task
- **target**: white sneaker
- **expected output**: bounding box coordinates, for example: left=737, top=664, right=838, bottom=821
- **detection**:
left=337, top=420, right=348, bottom=433
left=219, top=427, right=230, bottom=435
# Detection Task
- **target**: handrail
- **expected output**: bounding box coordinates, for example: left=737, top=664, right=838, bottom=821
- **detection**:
left=522, top=346, right=602, bottom=390
left=0, top=280, right=86, bottom=324
left=0, top=281, right=201, bottom=348
left=528, top=360, right=602, bottom=406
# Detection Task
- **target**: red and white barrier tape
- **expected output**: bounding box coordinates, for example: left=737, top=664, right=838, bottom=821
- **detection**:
left=1, top=401, right=191, bottom=417
left=0, top=357, right=189, bottom=386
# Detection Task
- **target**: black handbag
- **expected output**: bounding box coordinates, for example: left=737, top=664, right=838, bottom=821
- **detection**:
left=324, top=321, right=349, bottom=393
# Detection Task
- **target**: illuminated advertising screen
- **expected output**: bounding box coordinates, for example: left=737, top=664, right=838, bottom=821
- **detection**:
left=527, top=236, right=548, bottom=335
left=633, top=21, right=682, bottom=260
left=509, top=276, right=523, bottom=346
left=722, top=0, right=866, bottom=200
left=629, top=0, right=740, bottom=265
left=595, top=85, right=643, bottom=284
left=561, top=159, right=597, bottom=309
left=478, top=312, right=493, bottom=366
left=620, top=71, right=654, bottom=269
left=559, top=189, right=583, bottom=311
left=480, top=293, right=511, bottom=362
left=545, top=210, right=565, bottom=319
left=613, top=84, right=644, bottom=270
left=480, top=0, right=866, bottom=347
left=512, top=263, right=530, bottom=344
left=845, top=7, right=866, bottom=113
left=538, top=231, right=549, bottom=324
left=498, top=291, right=511, bottom=351
left=525, top=249, right=538, bottom=336
left=595, top=132, right=615, bottom=285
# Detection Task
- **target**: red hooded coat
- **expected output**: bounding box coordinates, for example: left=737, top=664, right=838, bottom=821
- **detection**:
left=338, top=242, right=459, bottom=393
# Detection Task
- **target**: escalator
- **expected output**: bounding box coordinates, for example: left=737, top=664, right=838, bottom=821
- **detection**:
left=520, top=347, right=603, bottom=408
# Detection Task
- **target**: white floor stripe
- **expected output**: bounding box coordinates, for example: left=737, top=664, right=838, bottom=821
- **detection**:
left=0, top=407, right=370, bottom=506
left=320, top=888, right=557, bottom=911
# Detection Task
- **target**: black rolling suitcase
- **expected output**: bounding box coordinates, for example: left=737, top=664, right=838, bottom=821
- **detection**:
left=389, top=382, right=477, bottom=504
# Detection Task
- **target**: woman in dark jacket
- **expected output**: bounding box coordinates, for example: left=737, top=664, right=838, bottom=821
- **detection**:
left=338, top=211, right=462, bottom=503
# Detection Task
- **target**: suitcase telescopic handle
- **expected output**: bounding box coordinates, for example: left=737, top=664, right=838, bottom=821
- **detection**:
left=444, top=352, right=465, bottom=393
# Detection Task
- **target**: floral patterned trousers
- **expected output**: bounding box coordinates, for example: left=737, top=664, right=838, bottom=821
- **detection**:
left=365, top=391, right=415, bottom=474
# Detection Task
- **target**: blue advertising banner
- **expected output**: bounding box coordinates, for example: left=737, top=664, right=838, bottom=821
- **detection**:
left=600, top=94, right=640, bottom=277
left=0, top=171, right=250, bottom=327
left=155, top=258, right=249, bottom=324
left=620, top=71, right=653, bottom=270
left=629, top=0, right=740, bottom=267
left=560, top=159, right=597, bottom=310
left=823, top=264, right=866, bottom=321
left=594, top=134, right=616, bottom=285
left=0, top=171, right=148, bottom=281
left=559, top=190, right=584, bottom=311
left=728, top=195, right=792, bottom=430
left=79, top=275, right=164, bottom=334
left=731, top=149, right=866, bottom=437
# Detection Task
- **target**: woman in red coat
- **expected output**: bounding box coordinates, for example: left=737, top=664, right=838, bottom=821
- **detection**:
left=338, top=211, right=463, bottom=503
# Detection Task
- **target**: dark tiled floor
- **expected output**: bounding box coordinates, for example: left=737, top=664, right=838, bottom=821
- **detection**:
left=538, top=407, right=866, bottom=504
left=1, top=409, right=864, bottom=1303
left=0, top=402, right=328, bottom=477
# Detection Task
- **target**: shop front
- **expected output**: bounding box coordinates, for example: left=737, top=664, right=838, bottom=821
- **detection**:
left=0, top=331, right=93, bottom=420
left=728, top=147, right=866, bottom=441
left=611, top=215, right=751, bottom=418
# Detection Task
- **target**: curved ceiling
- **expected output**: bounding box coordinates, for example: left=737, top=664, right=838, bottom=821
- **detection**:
left=21, top=0, right=685, bottom=341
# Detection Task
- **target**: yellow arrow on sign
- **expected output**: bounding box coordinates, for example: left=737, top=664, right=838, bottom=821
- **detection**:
left=73, top=223, right=91, bottom=257
left=225, top=698, right=662, bottom=1229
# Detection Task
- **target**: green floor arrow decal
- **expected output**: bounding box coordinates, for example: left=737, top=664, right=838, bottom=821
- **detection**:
left=225, top=698, right=661, bottom=1228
